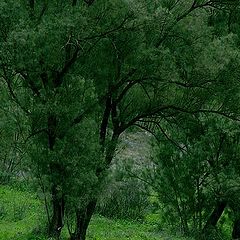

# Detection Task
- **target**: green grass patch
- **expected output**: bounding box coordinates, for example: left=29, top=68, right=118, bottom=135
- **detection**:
left=0, top=185, right=190, bottom=240
left=0, top=185, right=44, bottom=240
left=87, top=216, right=160, bottom=240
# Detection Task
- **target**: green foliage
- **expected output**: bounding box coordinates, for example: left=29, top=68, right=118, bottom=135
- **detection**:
left=144, top=114, right=240, bottom=238
left=97, top=180, right=150, bottom=221
left=0, top=86, right=25, bottom=184
left=1, top=0, right=240, bottom=239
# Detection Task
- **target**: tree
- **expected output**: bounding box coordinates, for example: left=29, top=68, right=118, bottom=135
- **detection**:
left=1, top=0, right=240, bottom=239
left=0, top=82, right=25, bottom=184
left=142, top=113, right=240, bottom=238
left=0, top=1, right=102, bottom=238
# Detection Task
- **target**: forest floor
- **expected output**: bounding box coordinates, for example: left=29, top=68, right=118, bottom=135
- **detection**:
left=0, top=185, right=190, bottom=240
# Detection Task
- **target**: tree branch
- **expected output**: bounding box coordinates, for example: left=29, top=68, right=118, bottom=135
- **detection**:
left=1, top=68, right=30, bottom=115
left=82, top=14, right=133, bottom=41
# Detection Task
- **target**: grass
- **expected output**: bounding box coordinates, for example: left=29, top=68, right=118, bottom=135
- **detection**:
left=87, top=216, right=191, bottom=240
left=0, top=185, right=44, bottom=239
left=0, top=185, right=190, bottom=240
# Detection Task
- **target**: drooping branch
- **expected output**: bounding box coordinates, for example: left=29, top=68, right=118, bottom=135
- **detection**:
left=155, top=0, right=221, bottom=47
left=24, top=128, right=48, bottom=143
left=1, top=67, right=30, bottom=115
left=114, top=75, right=158, bottom=105
left=170, top=106, right=240, bottom=122
left=121, top=103, right=240, bottom=144
left=137, top=119, right=187, bottom=152
left=82, top=14, right=133, bottom=41
left=122, top=105, right=173, bottom=130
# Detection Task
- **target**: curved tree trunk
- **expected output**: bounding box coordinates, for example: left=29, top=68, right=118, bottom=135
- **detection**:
left=70, top=200, right=97, bottom=240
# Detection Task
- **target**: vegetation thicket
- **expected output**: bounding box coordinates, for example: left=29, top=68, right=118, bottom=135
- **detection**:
left=1, top=0, right=240, bottom=240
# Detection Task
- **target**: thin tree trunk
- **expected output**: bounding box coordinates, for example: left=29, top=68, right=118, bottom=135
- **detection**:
left=70, top=200, right=97, bottom=240
left=203, top=201, right=226, bottom=233
left=232, top=217, right=240, bottom=239
left=47, top=114, right=64, bottom=239
left=48, top=184, right=65, bottom=239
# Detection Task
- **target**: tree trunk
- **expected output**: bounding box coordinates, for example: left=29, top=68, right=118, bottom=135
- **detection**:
left=70, top=200, right=97, bottom=240
left=232, top=217, right=240, bottom=239
left=72, top=0, right=77, bottom=6
left=48, top=184, right=65, bottom=239
left=47, top=114, right=64, bottom=239
left=29, top=0, right=34, bottom=10
left=203, top=201, right=226, bottom=233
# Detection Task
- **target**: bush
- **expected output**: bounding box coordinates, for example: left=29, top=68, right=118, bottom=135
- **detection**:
left=97, top=179, right=150, bottom=221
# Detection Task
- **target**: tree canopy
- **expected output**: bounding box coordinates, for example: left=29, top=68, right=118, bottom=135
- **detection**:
left=1, top=0, right=240, bottom=239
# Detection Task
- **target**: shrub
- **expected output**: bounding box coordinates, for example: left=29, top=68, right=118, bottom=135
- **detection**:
left=97, top=179, right=150, bottom=221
